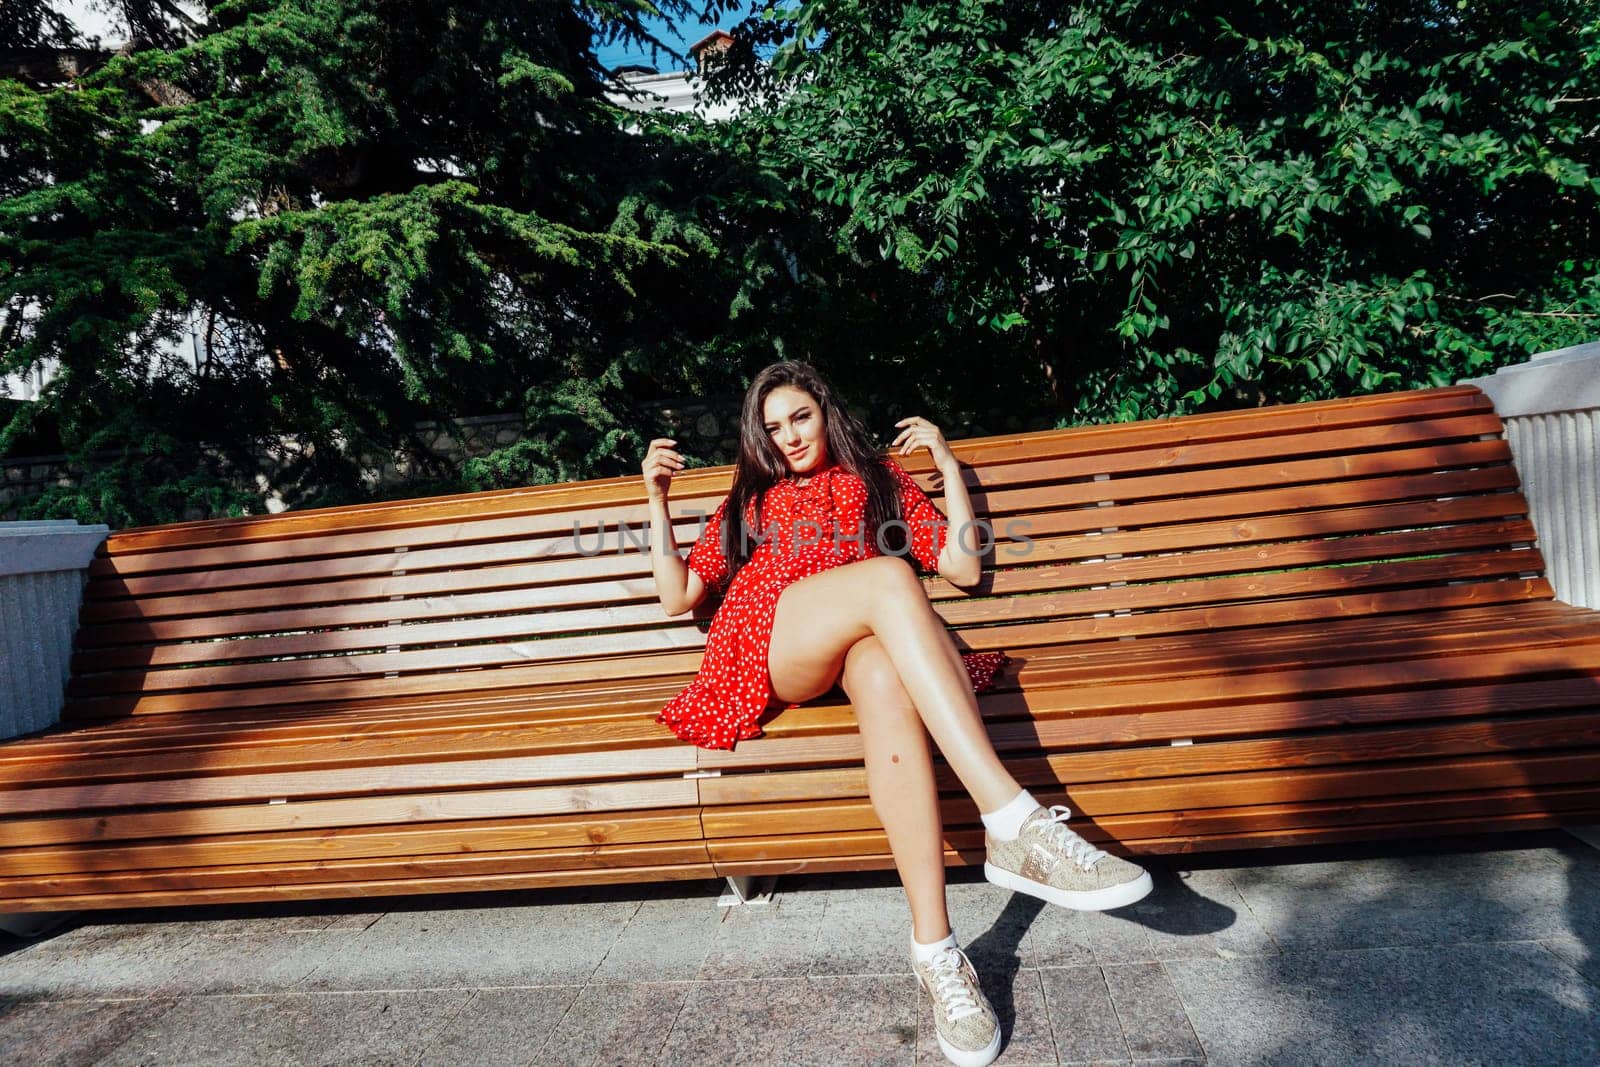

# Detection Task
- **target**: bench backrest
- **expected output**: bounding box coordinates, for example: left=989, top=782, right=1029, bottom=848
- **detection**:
left=66, top=383, right=1544, bottom=730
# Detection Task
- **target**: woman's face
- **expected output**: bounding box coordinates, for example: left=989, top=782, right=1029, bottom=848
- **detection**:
left=762, top=385, right=829, bottom=475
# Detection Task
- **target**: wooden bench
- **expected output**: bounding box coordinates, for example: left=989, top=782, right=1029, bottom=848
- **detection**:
left=3, top=383, right=1599, bottom=914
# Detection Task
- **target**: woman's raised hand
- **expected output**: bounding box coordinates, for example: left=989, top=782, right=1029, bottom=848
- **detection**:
left=642, top=437, right=686, bottom=501
left=891, top=416, right=958, bottom=470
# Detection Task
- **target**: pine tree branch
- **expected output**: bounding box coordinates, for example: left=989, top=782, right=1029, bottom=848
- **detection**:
left=0, top=42, right=194, bottom=106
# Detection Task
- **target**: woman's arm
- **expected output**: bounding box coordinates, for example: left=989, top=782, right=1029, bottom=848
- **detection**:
left=931, top=456, right=984, bottom=588
left=642, top=436, right=712, bottom=616
left=891, top=417, right=984, bottom=588
left=648, top=493, right=707, bottom=616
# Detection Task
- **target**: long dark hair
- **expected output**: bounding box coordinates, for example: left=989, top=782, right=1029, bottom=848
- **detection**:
left=717, top=360, right=910, bottom=590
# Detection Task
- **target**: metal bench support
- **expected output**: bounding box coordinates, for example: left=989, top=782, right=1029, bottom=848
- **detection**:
left=717, top=875, right=777, bottom=907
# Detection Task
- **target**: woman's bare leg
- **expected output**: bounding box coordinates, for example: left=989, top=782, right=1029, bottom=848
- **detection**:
left=840, top=635, right=951, bottom=943
left=768, top=554, right=1023, bottom=813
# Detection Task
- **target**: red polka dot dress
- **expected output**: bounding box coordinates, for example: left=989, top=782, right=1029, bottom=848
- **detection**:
left=656, top=456, right=1011, bottom=750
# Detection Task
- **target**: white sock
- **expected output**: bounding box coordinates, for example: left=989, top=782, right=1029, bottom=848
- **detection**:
left=980, top=788, right=1040, bottom=842
left=912, top=930, right=960, bottom=964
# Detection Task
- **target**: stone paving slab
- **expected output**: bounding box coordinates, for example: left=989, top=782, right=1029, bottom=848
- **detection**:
left=533, top=982, right=690, bottom=1067
left=1034, top=965, right=1127, bottom=1063
left=0, top=924, right=348, bottom=999
left=591, top=892, right=724, bottom=983
left=1540, top=934, right=1600, bottom=987
left=94, top=989, right=473, bottom=1067
left=415, top=986, right=582, bottom=1066
left=1, top=830, right=1596, bottom=1065
left=695, top=882, right=829, bottom=981
left=0, top=994, right=180, bottom=1067
left=1165, top=941, right=1600, bottom=1065
left=294, top=895, right=643, bottom=992
left=660, top=974, right=918, bottom=1066
left=1222, top=840, right=1599, bottom=954
left=1099, top=962, right=1204, bottom=1061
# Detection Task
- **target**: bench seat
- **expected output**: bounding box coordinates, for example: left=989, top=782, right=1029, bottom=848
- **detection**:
left=2, top=383, right=1598, bottom=912
left=702, top=598, right=1600, bottom=873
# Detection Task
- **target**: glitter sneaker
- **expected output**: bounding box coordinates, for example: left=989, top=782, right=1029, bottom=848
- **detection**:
left=914, top=945, right=1002, bottom=1067
left=984, top=804, right=1153, bottom=910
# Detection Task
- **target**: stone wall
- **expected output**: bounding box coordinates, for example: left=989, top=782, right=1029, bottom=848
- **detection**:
left=0, top=411, right=533, bottom=519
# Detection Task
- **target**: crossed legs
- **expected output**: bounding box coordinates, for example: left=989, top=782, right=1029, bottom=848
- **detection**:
left=840, top=635, right=957, bottom=941
left=767, top=554, right=1024, bottom=938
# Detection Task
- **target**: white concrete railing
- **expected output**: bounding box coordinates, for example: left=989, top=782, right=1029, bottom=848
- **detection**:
left=0, top=520, right=109, bottom=741
left=1460, top=340, right=1600, bottom=609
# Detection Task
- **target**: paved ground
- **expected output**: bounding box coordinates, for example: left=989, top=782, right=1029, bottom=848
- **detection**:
left=2, top=828, right=1597, bottom=1066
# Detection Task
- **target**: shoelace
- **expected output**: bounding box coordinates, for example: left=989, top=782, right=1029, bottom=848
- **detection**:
left=1036, top=804, right=1110, bottom=870
left=925, top=946, right=983, bottom=1021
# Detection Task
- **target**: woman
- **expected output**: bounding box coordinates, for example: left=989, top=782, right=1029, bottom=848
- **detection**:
left=642, top=361, right=1151, bottom=1067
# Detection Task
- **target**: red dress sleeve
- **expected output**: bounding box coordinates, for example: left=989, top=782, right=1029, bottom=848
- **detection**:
left=684, top=495, right=731, bottom=592
left=886, top=458, right=949, bottom=574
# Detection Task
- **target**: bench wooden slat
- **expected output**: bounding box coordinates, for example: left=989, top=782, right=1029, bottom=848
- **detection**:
left=0, top=861, right=722, bottom=913
left=68, top=435, right=1516, bottom=668
left=61, top=548, right=1549, bottom=705
left=8, top=599, right=1581, bottom=794
left=59, top=650, right=709, bottom=719
left=994, top=432, right=1511, bottom=518
left=57, top=577, right=1559, bottom=720
left=0, top=839, right=718, bottom=899
left=86, top=514, right=1499, bottom=685
left=1116, top=812, right=1584, bottom=853
left=1011, top=750, right=1600, bottom=816
left=0, top=809, right=708, bottom=878
left=8, top=683, right=689, bottom=754
left=952, top=387, right=1494, bottom=467
left=706, top=808, right=1587, bottom=875
left=993, top=465, right=1524, bottom=549
left=70, top=510, right=1539, bottom=676
left=0, top=717, right=685, bottom=785
left=740, top=675, right=1600, bottom=783
left=79, top=418, right=1509, bottom=598
left=1074, top=786, right=1600, bottom=843
left=0, top=743, right=699, bottom=815
left=77, top=488, right=1526, bottom=651
left=701, top=750, right=1600, bottom=860
left=699, top=712, right=1600, bottom=827
left=697, top=739, right=1600, bottom=809
left=75, top=432, right=1516, bottom=632
left=691, top=781, right=1600, bottom=846
left=0, top=778, right=701, bottom=848
left=25, top=607, right=1600, bottom=788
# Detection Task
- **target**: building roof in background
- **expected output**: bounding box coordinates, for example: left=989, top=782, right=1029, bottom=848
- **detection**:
left=606, top=27, right=748, bottom=121
left=689, top=29, right=735, bottom=55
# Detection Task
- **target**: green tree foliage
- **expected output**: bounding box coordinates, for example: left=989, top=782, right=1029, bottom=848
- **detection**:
left=7, top=2, right=1599, bottom=528
left=709, top=1, right=1600, bottom=422
left=1, top=0, right=782, bottom=524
